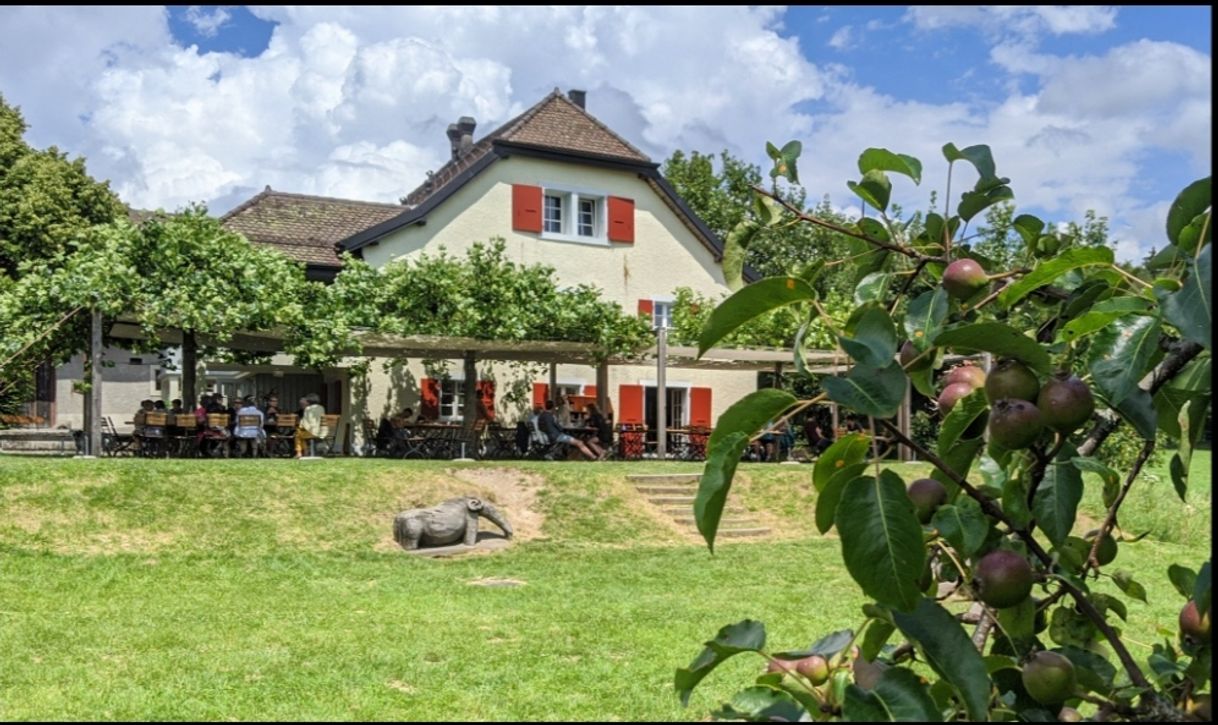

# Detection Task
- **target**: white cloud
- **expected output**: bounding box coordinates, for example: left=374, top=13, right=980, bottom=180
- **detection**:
left=904, top=6, right=1117, bottom=38
left=184, top=6, right=232, bottom=38
left=828, top=26, right=855, bottom=50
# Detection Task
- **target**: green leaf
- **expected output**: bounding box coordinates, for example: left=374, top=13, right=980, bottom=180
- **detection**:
left=1112, top=570, right=1148, bottom=603
left=942, top=143, right=1005, bottom=191
left=1166, top=177, right=1211, bottom=247
left=958, top=184, right=1014, bottom=223
left=835, top=471, right=926, bottom=612
left=1032, top=443, right=1083, bottom=547
left=931, top=497, right=989, bottom=557
left=816, top=462, right=870, bottom=534
left=855, top=271, right=895, bottom=305
left=722, top=220, right=760, bottom=292
left=1070, top=456, right=1118, bottom=489
left=814, top=433, right=872, bottom=492
left=839, top=304, right=898, bottom=369
left=695, top=431, right=752, bottom=554
left=1115, top=388, right=1158, bottom=440
left=934, top=322, right=1051, bottom=374
left=1090, top=592, right=1128, bottom=622
left=860, top=619, right=896, bottom=662
left=1012, top=214, right=1046, bottom=249
left=1195, top=561, right=1211, bottom=617
left=1168, top=564, right=1198, bottom=600
left=848, top=169, right=893, bottom=213
left=1056, top=645, right=1116, bottom=695
left=714, top=686, right=806, bottom=722
left=675, top=619, right=766, bottom=706
left=1057, top=297, right=1153, bottom=342
left=1088, top=314, right=1162, bottom=406
left=709, top=388, right=800, bottom=454
left=858, top=148, right=923, bottom=185
left=697, top=276, right=817, bottom=356
left=903, top=287, right=949, bottom=345
left=891, top=596, right=992, bottom=721
left=998, top=247, right=1115, bottom=308
left=937, top=387, right=988, bottom=453
left=843, top=668, right=943, bottom=722
left=1162, top=244, right=1211, bottom=350
left=931, top=437, right=983, bottom=500
left=823, top=362, right=908, bottom=418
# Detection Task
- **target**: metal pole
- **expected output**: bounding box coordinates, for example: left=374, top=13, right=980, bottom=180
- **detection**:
left=89, top=308, right=103, bottom=457
left=656, top=325, right=667, bottom=460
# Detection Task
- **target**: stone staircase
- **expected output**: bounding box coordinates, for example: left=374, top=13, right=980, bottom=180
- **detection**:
left=627, top=473, right=770, bottom=539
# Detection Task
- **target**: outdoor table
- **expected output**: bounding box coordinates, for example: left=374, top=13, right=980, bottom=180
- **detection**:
left=410, top=423, right=463, bottom=459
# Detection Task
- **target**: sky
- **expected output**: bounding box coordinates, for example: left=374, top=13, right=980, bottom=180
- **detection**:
left=0, top=6, right=1210, bottom=263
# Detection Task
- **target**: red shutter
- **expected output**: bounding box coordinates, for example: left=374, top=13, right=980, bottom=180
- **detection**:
left=476, top=380, right=496, bottom=420
left=608, top=196, right=635, bottom=243
left=582, top=385, right=597, bottom=399
left=512, top=184, right=543, bottom=233
left=420, top=378, right=440, bottom=420
left=532, top=382, right=549, bottom=409
left=619, top=384, right=644, bottom=424
left=690, top=387, right=713, bottom=428
left=637, top=299, right=653, bottom=316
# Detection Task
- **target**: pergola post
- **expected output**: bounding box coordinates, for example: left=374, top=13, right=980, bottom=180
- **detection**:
left=656, top=325, right=667, bottom=460
left=461, top=350, right=478, bottom=458
left=88, top=308, right=102, bottom=458
left=595, top=361, right=608, bottom=413
left=548, top=363, right=558, bottom=404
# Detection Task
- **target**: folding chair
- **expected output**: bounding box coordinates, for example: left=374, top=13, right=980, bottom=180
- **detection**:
left=616, top=424, right=646, bottom=461
left=171, top=414, right=199, bottom=458
left=139, top=412, right=169, bottom=458
left=203, top=413, right=231, bottom=458
left=320, top=414, right=341, bottom=457
left=524, top=417, right=565, bottom=460
left=360, top=418, right=380, bottom=457
left=268, top=414, right=298, bottom=457
left=102, top=417, right=134, bottom=457
left=234, top=414, right=266, bottom=458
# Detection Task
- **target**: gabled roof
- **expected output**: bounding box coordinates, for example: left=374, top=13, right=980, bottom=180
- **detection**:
left=343, top=90, right=729, bottom=264
left=220, top=188, right=404, bottom=266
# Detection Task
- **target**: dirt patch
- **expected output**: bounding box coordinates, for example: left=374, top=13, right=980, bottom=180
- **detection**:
left=372, top=467, right=546, bottom=553
left=467, top=577, right=527, bottom=587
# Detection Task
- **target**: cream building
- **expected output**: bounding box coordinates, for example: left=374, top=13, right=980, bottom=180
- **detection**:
left=51, top=89, right=760, bottom=448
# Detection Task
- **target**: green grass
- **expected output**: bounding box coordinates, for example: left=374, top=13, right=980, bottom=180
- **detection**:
left=0, top=455, right=1211, bottom=720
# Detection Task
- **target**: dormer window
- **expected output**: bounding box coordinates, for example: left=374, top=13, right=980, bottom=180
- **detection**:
left=513, top=184, right=634, bottom=244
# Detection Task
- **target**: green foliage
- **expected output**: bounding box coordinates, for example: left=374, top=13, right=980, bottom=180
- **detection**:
left=681, top=142, right=1213, bottom=721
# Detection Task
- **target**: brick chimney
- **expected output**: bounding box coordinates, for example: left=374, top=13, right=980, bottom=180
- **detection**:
left=567, top=89, right=586, bottom=110
left=446, top=116, right=477, bottom=159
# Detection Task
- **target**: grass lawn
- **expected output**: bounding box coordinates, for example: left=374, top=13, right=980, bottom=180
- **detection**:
left=0, top=454, right=1211, bottom=720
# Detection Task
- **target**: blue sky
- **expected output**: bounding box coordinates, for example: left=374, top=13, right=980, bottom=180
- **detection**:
left=0, top=6, right=1211, bottom=262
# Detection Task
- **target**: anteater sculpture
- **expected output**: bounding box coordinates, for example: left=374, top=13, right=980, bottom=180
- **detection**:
left=393, top=497, right=513, bottom=550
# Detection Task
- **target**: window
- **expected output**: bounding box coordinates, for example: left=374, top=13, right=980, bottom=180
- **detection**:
left=653, top=301, right=673, bottom=330
left=539, top=186, right=605, bottom=243
left=543, top=194, right=563, bottom=233
left=439, top=378, right=465, bottom=421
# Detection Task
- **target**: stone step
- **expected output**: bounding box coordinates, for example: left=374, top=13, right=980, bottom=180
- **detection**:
left=672, top=516, right=760, bottom=527
left=626, top=473, right=701, bottom=485
left=660, top=505, right=746, bottom=516
left=647, top=495, right=697, bottom=505
left=717, top=527, right=772, bottom=538
left=634, top=485, right=699, bottom=495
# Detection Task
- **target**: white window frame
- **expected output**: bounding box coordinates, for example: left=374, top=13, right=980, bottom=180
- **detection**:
left=639, top=380, right=690, bottom=427
left=538, top=183, right=608, bottom=246
left=438, top=377, right=466, bottom=422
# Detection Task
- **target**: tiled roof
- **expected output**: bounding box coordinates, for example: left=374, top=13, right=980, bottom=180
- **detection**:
left=221, top=189, right=405, bottom=266
left=401, top=89, right=651, bottom=207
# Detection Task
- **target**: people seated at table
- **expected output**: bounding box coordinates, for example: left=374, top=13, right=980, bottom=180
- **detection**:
left=539, top=399, right=598, bottom=460
left=169, top=399, right=185, bottom=416
left=295, top=393, right=327, bottom=458
left=198, top=393, right=231, bottom=456
left=153, top=400, right=168, bottom=414
left=585, top=402, right=612, bottom=460
left=233, top=395, right=265, bottom=457
left=262, top=395, right=281, bottom=429
left=803, top=416, right=833, bottom=456
left=556, top=395, right=573, bottom=427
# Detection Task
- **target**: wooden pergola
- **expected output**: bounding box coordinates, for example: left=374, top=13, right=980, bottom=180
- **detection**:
left=86, top=319, right=966, bottom=459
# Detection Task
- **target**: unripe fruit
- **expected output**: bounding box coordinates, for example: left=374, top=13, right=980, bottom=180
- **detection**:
left=974, top=550, right=1034, bottom=608
left=1180, top=600, right=1211, bottom=640
left=1037, top=373, right=1095, bottom=433
left=938, top=382, right=977, bottom=415
left=1021, top=651, right=1076, bottom=705
left=900, top=340, right=933, bottom=372
left=796, top=655, right=830, bottom=685
left=1084, top=529, right=1118, bottom=567
left=942, top=259, right=989, bottom=300
left=766, top=658, right=798, bottom=676
left=985, top=359, right=1040, bottom=403
left=945, top=363, right=987, bottom=390
left=1058, top=706, right=1082, bottom=722
left=988, top=399, right=1045, bottom=450
left=908, top=478, right=948, bottom=524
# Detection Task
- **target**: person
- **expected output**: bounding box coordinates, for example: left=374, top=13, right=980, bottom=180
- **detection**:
left=132, top=399, right=153, bottom=452
left=803, top=416, right=833, bottom=456
left=201, top=393, right=231, bottom=457
left=169, top=399, right=185, bottom=416
left=555, top=395, right=573, bottom=427
left=758, top=419, right=777, bottom=461
left=585, top=402, right=612, bottom=461
left=539, top=399, right=598, bottom=460
left=153, top=400, right=167, bottom=413
left=295, top=393, right=328, bottom=458
left=233, top=395, right=265, bottom=458
left=845, top=416, right=864, bottom=434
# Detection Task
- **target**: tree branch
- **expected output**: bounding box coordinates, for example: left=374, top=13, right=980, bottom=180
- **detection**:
left=1085, top=439, right=1155, bottom=571
left=751, top=185, right=930, bottom=261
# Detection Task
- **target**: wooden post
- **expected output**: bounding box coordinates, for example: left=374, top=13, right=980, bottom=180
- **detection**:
left=596, top=361, right=608, bottom=413
left=656, top=325, right=667, bottom=460
left=548, top=363, right=558, bottom=404
left=461, top=351, right=477, bottom=457
left=89, top=308, right=102, bottom=458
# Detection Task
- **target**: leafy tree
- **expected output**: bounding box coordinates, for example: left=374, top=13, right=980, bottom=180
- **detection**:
left=678, top=142, right=1211, bottom=722
left=662, top=149, right=855, bottom=296
left=0, top=94, right=124, bottom=278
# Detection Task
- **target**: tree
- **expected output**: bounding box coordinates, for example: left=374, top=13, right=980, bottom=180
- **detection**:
left=662, top=149, right=855, bottom=295
left=678, top=142, right=1211, bottom=722
left=0, top=94, right=124, bottom=278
